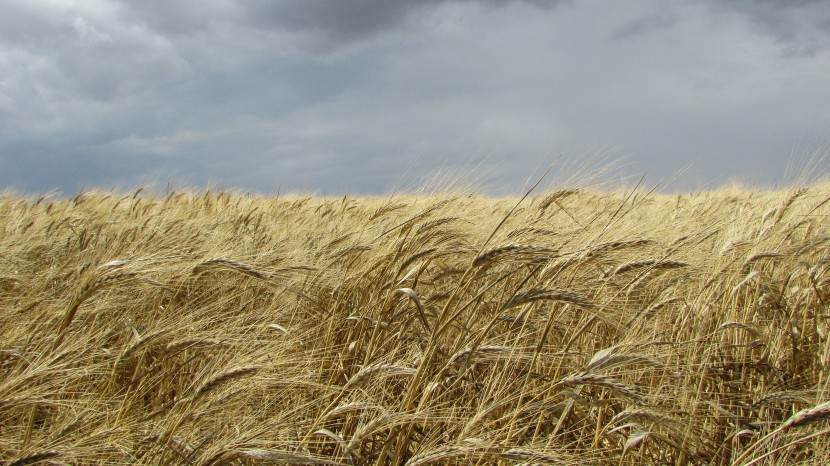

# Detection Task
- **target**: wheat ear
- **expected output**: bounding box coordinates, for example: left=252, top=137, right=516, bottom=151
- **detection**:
left=343, top=364, right=416, bottom=390
left=194, top=366, right=259, bottom=400
left=780, top=401, right=830, bottom=430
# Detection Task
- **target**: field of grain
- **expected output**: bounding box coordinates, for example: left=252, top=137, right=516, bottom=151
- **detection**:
left=1, top=182, right=829, bottom=465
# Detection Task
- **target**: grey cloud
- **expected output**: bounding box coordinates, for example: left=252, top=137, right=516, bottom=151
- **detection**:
left=608, top=10, right=678, bottom=40
left=117, top=0, right=570, bottom=44
left=696, top=0, right=830, bottom=56
left=0, top=1, right=72, bottom=46
left=119, top=0, right=239, bottom=35
left=241, top=0, right=570, bottom=53
left=0, top=1, right=189, bottom=108
left=1, top=0, right=828, bottom=196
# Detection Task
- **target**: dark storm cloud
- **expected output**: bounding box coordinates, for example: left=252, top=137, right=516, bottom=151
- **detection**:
left=243, top=0, right=436, bottom=49
left=122, top=0, right=571, bottom=53
left=242, top=0, right=568, bottom=35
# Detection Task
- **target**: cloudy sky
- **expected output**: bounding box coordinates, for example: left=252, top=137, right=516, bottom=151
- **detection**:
left=1, top=0, right=829, bottom=195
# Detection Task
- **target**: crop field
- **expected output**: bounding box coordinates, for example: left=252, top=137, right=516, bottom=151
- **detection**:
left=1, top=182, right=829, bottom=465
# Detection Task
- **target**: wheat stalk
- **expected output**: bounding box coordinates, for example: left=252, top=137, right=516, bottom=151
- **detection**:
left=773, top=187, right=808, bottom=225
left=555, top=372, right=643, bottom=401
left=405, top=445, right=474, bottom=466
left=9, top=451, right=62, bottom=466
left=192, top=258, right=268, bottom=279
left=194, top=366, right=259, bottom=400
left=581, top=238, right=655, bottom=259
left=780, top=401, right=830, bottom=430
left=472, top=244, right=558, bottom=267
left=609, top=259, right=689, bottom=277
left=502, top=288, right=594, bottom=310
left=343, top=364, right=417, bottom=390
left=447, top=345, right=513, bottom=367
left=323, top=402, right=385, bottom=421
left=3, top=182, right=830, bottom=465
left=212, top=448, right=345, bottom=465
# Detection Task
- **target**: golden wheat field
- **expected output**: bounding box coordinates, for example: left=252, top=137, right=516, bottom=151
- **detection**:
left=1, top=181, right=829, bottom=465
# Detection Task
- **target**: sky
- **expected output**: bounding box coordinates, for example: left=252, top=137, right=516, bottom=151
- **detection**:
left=1, top=0, right=829, bottom=195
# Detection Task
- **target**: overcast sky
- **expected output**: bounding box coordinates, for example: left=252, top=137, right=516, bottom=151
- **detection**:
left=1, top=0, right=829, bottom=195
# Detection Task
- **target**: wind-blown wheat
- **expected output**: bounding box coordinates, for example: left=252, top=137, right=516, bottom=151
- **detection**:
left=1, top=181, right=828, bottom=465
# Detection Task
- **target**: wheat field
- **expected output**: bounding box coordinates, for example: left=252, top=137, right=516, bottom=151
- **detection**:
left=1, top=182, right=829, bottom=465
